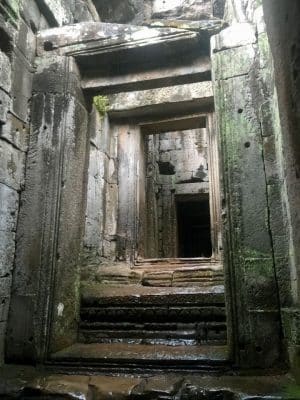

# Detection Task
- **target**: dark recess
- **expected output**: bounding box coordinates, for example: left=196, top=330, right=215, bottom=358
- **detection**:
left=177, top=195, right=212, bottom=258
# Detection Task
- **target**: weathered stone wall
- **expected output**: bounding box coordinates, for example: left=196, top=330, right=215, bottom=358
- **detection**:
left=83, top=111, right=118, bottom=265
left=144, top=129, right=209, bottom=258
left=0, top=0, right=38, bottom=367
left=261, top=0, right=300, bottom=381
left=92, top=0, right=225, bottom=24
left=0, top=0, right=98, bottom=365
left=212, top=0, right=291, bottom=368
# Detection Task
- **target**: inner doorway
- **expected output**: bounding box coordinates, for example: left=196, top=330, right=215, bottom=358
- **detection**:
left=177, top=194, right=212, bottom=258
left=139, top=114, right=221, bottom=262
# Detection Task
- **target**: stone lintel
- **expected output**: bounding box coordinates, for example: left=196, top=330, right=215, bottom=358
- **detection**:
left=82, top=56, right=211, bottom=93
left=145, top=18, right=225, bottom=35
left=37, top=22, right=199, bottom=58
left=107, top=82, right=214, bottom=120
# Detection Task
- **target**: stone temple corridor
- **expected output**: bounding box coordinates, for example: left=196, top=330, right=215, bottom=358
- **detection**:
left=1, top=0, right=300, bottom=398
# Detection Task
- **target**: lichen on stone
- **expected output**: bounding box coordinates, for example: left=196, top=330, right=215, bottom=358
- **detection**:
left=93, top=95, right=109, bottom=117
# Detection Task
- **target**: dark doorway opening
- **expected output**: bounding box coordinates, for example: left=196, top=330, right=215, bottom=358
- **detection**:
left=177, top=195, right=212, bottom=258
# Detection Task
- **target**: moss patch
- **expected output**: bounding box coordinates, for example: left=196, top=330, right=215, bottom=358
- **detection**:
left=93, top=95, right=109, bottom=117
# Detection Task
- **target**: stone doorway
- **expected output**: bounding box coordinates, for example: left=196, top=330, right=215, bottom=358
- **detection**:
left=62, top=110, right=228, bottom=370
left=140, top=115, right=221, bottom=262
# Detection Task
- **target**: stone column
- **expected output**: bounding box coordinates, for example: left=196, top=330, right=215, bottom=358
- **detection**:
left=7, top=55, right=89, bottom=362
left=212, top=19, right=289, bottom=368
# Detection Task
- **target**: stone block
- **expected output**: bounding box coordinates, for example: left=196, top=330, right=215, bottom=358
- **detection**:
left=36, top=375, right=90, bottom=399
left=159, top=151, right=170, bottom=163
left=74, top=0, right=99, bottom=22
left=282, top=308, right=300, bottom=346
left=263, top=136, right=279, bottom=184
left=84, top=149, right=107, bottom=250
left=37, top=22, right=197, bottom=58
left=102, top=238, right=117, bottom=259
left=20, top=0, right=42, bottom=33
left=0, top=89, right=11, bottom=124
left=0, top=275, right=12, bottom=297
left=15, top=20, right=36, bottom=64
left=211, top=23, right=256, bottom=52
left=247, top=310, right=281, bottom=368
left=38, top=0, right=73, bottom=26
left=159, top=139, right=176, bottom=152
left=0, top=232, right=15, bottom=278
left=0, top=321, right=6, bottom=365
left=107, top=157, right=117, bottom=184
left=0, top=297, right=10, bottom=322
left=33, top=56, right=84, bottom=103
left=104, top=183, right=118, bottom=236
left=175, top=182, right=209, bottom=194
left=89, top=112, right=110, bottom=154
left=0, top=113, right=29, bottom=152
left=212, top=44, right=256, bottom=80
left=108, top=82, right=213, bottom=118
left=243, top=257, right=278, bottom=309
left=0, top=140, right=25, bottom=191
left=0, top=182, right=19, bottom=227
left=0, top=51, right=11, bottom=93
left=90, top=376, right=141, bottom=399
left=152, top=0, right=213, bottom=20
left=175, top=171, right=193, bottom=183
left=11, top=55, right=33, bottom=122
left=82, top=55, right=211, bottom=92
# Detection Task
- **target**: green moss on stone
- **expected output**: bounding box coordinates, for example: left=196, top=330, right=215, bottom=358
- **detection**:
left=93, top=95, right=109, bottom=117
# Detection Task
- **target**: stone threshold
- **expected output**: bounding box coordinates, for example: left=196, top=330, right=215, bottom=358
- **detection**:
left=0, top=364, right=296, bottom=399
left=50, top=343, right=229, bottom=371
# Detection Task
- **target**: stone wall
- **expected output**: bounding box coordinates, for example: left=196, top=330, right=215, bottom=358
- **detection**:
left=83, top=110, right=118, bottom=265
left=144, top=129, right=209, bottom=258
left=211, top=0, right=290, bottom=367
left=0, top=0, right=98, bottom=366
left=92, top=0, right=225, bottom=24
left=262, top=0, right=300, bottom=381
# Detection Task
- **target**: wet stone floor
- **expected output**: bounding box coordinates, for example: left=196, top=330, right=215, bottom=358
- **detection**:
left=0, top=365, right=299, bottom=399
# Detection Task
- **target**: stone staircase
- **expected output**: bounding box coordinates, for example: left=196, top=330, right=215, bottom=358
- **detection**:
left=51, top=260, right=228, bottom=370
left=79, top=284, right=227, bottom=346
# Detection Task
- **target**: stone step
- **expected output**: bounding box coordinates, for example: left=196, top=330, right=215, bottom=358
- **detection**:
left=50, top=343, right=229, bottom=368
left=81, top=284, right=225, bottom=307
left=79, top=321, right=227, bottom=345
left=80, top=305, right=226, bottom=323
left=80, top=284, right=226, bottom=347
left=81, top=261, right=224, bottom=287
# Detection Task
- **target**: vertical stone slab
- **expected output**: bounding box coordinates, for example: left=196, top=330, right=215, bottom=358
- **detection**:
left=212, top=23, right=282, bottom=368
left=117, top=125, right=141, bottom=261
left=7, top=55, right=89, bottom=361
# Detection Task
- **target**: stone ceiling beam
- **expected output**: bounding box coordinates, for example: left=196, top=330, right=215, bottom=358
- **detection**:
left=82, top=55, right=211, bottom=93
left=37, top=22, right=199, bottom=58
left=107, top=81, right=214, bottom=120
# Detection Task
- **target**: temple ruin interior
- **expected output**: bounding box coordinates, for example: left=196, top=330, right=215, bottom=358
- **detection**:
left=1, top=0, right=300, bottom=398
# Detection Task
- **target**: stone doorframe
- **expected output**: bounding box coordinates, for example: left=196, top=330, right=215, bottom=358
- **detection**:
left=110, top=112, right=221, bottom=263
left=6, top=21, right=285, bottom=370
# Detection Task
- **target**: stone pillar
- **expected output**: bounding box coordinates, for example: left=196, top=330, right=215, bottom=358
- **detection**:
left=212, top=20, right=289, bottom=368
left=6, top=55, right=89, bottom=362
